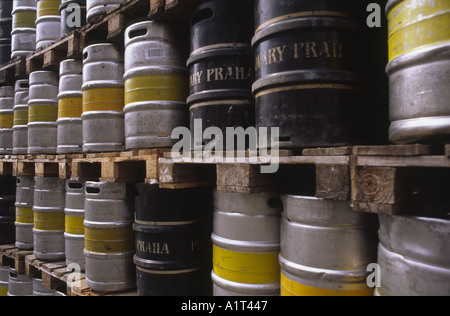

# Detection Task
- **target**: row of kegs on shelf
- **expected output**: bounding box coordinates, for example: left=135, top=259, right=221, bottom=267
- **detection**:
left=1, top=174, right=449, bottom=296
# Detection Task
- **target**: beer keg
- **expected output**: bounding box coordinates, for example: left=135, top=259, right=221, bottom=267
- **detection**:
left=124, top=20, right=189, bottom=150
left=15, top=176, right=35, bottom=250
left=11, top=4, right=36, bottom=59
left=33, top=177, right=66, bottom=261
left=33, top=278, right=57, bottom=296
left=253, top=0, right=365, bottom=148
left=0, top=0, right=12, bottom=65
left=386, top=0, right=450, bottom=144
left=28, top=70, right=59, bottom=154
left=212, top=190, right=281, bottom=296
left=280, top=195, right=378, bottom=296
left=0, top=174, right=15, bottom=245
left=86, top=0, right=125, bottom=24
left=84, top=182, right=135, bottom=292
left=134, top=184, right=211, bottom=296
left=13, top=80, right=30, bottom=154
left=0, top=266, right=8, bottom=296
left=57, top=59, right=83, bottom=154
left=7, top=268, right=33, bottom=296
left=82, top=43, right=125, bottom=152
left=377, top=214, right=450, bottom=296
left=0, top=87, right=14, bottom=154
left=188, top=0, right=254, bottom=149
left=59, top=0, right=86, bottom=37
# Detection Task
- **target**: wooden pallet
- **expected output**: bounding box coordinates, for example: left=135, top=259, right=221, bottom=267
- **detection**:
left=0, top=58, right=27, bottom=85
left=149, top=0, right=205, bottom=21
left=0, top=245, right=33, bottom=275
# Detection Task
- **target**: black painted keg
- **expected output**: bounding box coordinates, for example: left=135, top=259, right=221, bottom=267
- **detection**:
left=253, top=0, right=365, bottom=148
left=187, top=0, right=254, bottom=149
left=59, top=0, right=86, bottom=37
left=0, top=175, right=16, bottom=245
left=134, top=183, right=212, bottom=296
left=0, top=0, right=12, bottom=65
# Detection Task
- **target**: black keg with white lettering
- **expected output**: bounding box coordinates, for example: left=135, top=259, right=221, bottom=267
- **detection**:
left=187, top=0, right=254, bottom=149
left=133, top=184, right=212, bottom=296
left=253, top=0, right=366, bottom=148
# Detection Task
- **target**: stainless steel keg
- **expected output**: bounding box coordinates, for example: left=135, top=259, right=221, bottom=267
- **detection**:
left=86, top=0, right=125, bottom=24
left=11, top=5, right=36, bottom=59
left=33, top=177, right=66, bottom=261
left=280, top=195, right=378, bottom=296
left=0, top=86, right=14, bottom=154
left=36, top=15, right=61, bottom=49
left=377, top=214, right=450, bottom=296
left=33, top=278, right=57, bottom=296
left=0, top=86, right=14, bottom=110
left=82, top=43, right=125, bottom=152
left=124, top=20, right=189, bottom=150
left=84, top=182, right=135, bottom=292
left=212, top=190, right=281, bottom=296
left=0, top=266, right=8, bottom=296
left=15, top=176, right=35, bottom=250
left=7, top=268, right=33, bottom=296
left=13, top=80, right=29, bottom=154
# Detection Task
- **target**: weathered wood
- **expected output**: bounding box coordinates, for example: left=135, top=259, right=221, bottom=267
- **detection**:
left=216, top=163, right=275, bottom=194
left=446, top=144, right=450, bottom=158
left=315, top=164, right=351, bottom=200
left=353, top=144, right=432, bottom=156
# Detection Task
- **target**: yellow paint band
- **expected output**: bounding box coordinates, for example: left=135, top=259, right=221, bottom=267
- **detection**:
left=65, top=215, right=85, bottom=235
left=0, top=113, right=14, bottom=128
left=16, top=207, right=34, bottom=224
left=13, top=11, right=37, bottom=29
left=83, top=88, right=125, bottom=113
left=14, top=109, right=28, bottom=126
left=37, top=0, right=60, bottom=17
left=280, top=273, right=374, bottom=297
left=125, top=74, right=188, bottom=104
left=34, top=211, right=65, bottom=231
left=255, top=83, right=358, bottom=99
left=84, top=226, right=135, bottom=253
left=388, top=0, right=450, bottom=61
left=58, top=97, right=83, bottom=119
left=0, top=286, right=7, bottom=296
left=213, top=245, right=280, bottom=285
left=28, top=104, right=58, bottom=122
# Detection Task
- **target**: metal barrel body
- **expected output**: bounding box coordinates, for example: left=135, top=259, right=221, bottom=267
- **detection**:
left=13, top=80, right=30, bottom=154
left=86, top=0, right=125, bottom=24
left=187, top=0, right=254, bottom=149
left=33, top=278, right=57, bottom=296
left=386, top=0, right=450, bottom=144
left=133, top=184, right=211, bottom=296
left=0, top=86, right=15, bottom=154
left=84, top=182, right=135, bottom=292
left=280, top=195, right=378, bottom=296
left=0, top=266, right=9, bottom=296
left=59, top=0, right=87, bottom=37
left=27, top=71, right=59, bottom=154
left=82, top=43, right=125, bottom=152
left=11, top=4, right=36, bottom=59
left=57, top=59, right=83, bottom=154
left=124, top=20, right=189, bottom=150
left=212, top=190, right=281, bottom=296
left=33, top=177, right=66, bottom=261
left=36, top=0, right=61, bottom=49
left=377, top=214, right=450, bottom=296
left=64, top=179, right=87, bottom=271
left=15, top=176, right=35, bottom=250
left=7, top=269, right=33, bottom=296
left=0, top=0, right=12, bottom=65
left=252, top=0, right=365, bottom=148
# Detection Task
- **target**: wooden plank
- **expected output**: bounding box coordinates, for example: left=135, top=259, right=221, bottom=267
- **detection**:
left=315, top=164, right=350, bottom=200
left=353, top=144, right=432, bottom=156
left=446, top=144, right=450, bottom=158
left=216, top=163, right=275, bottom=193
left=302, top=146, right=353, bottom=157
left=355, top=155, right=450, bottom=168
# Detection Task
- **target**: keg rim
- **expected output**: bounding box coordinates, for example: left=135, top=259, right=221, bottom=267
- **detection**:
left=211, top=233, right=280, bottom=253
left=133, top=255, right=202, bottom=271
left=187, top=89, right=253, bottom=105
left=123, top=66, right=187, bottom=81
left=389, top=116, right=450, bottom=145
left=187, top=46, right=252, bottom=67
left=211, top=270, right=280, bottom=295
left=123, top=100, right=187, bottom=113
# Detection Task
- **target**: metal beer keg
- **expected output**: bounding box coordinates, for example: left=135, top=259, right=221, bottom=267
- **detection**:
left=11, top=3, right=36, bottom=59
left=7, top=269, right=33, bottom=296
left=15, top=176, right=35, bottom=250
left=0, top=86, right=14, bottom=154
left=35, top=0, right=61, bottom=49
left=13, top=80, right=30, bottom=154
left=86, top=0, right=125, bottom=24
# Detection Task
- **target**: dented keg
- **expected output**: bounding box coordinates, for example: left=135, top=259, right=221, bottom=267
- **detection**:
left=11, top=5, right=36, bottom=59
left=280, top=196, right=378, bottom=296
left=28, top=71, right=59, bottom=154
left=0, top=266, right=8, bottom=296
left=13, top=80, right=30, bottom=155
left=386, top=0, right=450, bottom=144
left=7, top=268, right=33, bottom=296
left=253, top=0, right=365, bottom=148
left=86, top=0, right=125, bottom=23
left=15, top=176, right=35, bottom=250
left=33, top=177, right=66, bottom=261
left=134, top=184, right=211, bottom=296
left=57, top=59, right=83, bottom=154
left=377, top=214, right=450, bottom=296
left=82, top=43, right=125, bottom=152
left=212, top=190, right=281, bottom=296
left=64, top=179, right=86, bottom=271
left=60, top=0, right=87, bottom=37
left=84, top=182, right=135, bottom=292
left=124, top=20, right=189, bottom=149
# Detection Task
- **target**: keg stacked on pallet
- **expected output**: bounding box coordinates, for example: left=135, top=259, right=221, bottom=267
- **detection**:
left=188, top=0, right=255, bottom=149
left=212, top=190, right=281, bottom=296
left=386, top=0, right=450, bottom=144
left=57, top=59, right=83, bottom=154
left=82, top=43, right=125, bottom=152
left=6, top=268, right=33, bottom=296
left=0, top=175, right=16, bottom=246
left=11, top=0, right=37, bottom=59
left=86, top=0, right=126, bottom=23
left=0, top=86, right=15, bottom=154
left=36, top=0, right=62, bottom=50
left=15, top=176, right=35, bottom=250
left=133, top=184, right=212, bottom=296
left=12, top=79, right=30, bottom=154
left=84, top=182, right=136, bottom=292
left=124, top=20, right=189, bottom=150
left=0, top=0, right=12, bottom=65
left=27, top=70, right=59, bottom=154
left=0, top=266, right=8, bottom=296
left=60, top=0, right=87, bottom=37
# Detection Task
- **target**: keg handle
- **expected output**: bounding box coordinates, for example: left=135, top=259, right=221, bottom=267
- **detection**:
left=68, top=182, right=84, bottom=190
left=19, top=82, right=29, bottom=89
left=127, top=28, right=148, bottom=40
left=191, top=7, right=214, bottom=26
left=86, top=187, right=100, bottom=194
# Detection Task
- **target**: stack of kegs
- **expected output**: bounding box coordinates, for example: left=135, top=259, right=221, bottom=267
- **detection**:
left=35, top=0, right=61, bottom=49
left=0, top=0, right=12, bottom=65
left=11, top=0, right=37, bottom=59
left=0, top=86, right=15, bottom=154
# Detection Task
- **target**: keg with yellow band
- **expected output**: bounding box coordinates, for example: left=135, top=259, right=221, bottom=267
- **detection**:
left=65, top=215, right=84, bottom=235
left=84, top=225, right=135, bottom=254
left=0, top=286, right=7, bottom=296
left=37, top=0, right=60, bottom=17
left=212, top=245, right=280, bottom=285
left=0, top=111, right=14, bottom=129
left=28, top=103, right=58, bottom=122
left=83, top=88, right=125, bottom=113
left=58, top=97, right=83, bottom=119
left=387, top=0, right=450, bottom=61
left=13, top=10, right=37, bottom=29
left=16, top=207, right=34, bottom=224
left=14, top=108, right=28, bottom=126
left=34, top=211, right=65, bottom=231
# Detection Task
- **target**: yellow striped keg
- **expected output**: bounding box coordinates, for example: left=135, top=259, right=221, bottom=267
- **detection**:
left=33, top=177, right=66, bottom=261
left=280, top=196, right=378, bottom=296
left=35, top=0, right=61, bottom=49
left=0, top=266, right=8, bottom=296
left=124, top=20, right=189, bottom=149
left=15, top=176, right=35, bottom=250
left=82, top=43, right=125, bottom=152
left=0, top=109, right=14, bottom=154
left=212, top=190, right=281, bottom=296
left=13, top=79, right=29, bottom=154
left=57, top=59, right=83, bottom=154
left=11, top=5, right=36, bottom=59
left=386, top=0, right=450, bottom=144
left=84, top=182, right=136, bottom=292
left=37, top=0, right=61, bottom=17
